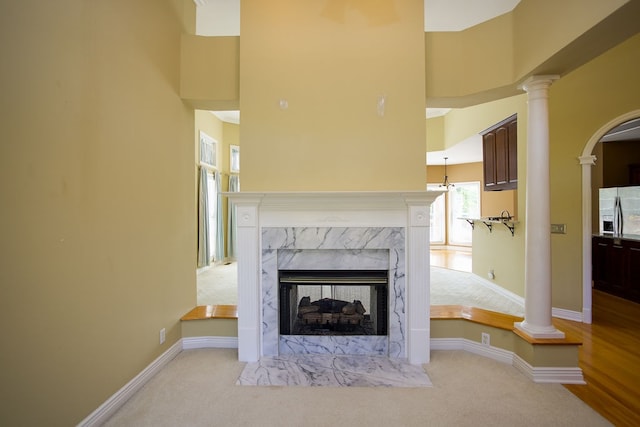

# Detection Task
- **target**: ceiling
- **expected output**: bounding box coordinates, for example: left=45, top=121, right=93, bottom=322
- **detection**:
left=600, top=118, right=640, bottom=143
left=195, top=0, right=521, bottom=35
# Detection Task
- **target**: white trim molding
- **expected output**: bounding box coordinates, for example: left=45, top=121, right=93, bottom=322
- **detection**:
left=182, top=336, right=239, bottom=350
left=431, top=338, right=585, bottom=384
left=431, top=338, right=513, bottom=364
left=552, top=307, right=583, bottom=322
left=513, top=355, right=585, bottom=384
left=580, top=109, right=640, bottom=325
left=77, top=340, right=183, bottom=427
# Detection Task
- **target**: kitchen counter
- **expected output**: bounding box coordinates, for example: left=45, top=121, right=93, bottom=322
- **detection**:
left=592, top=233, right=640, bottom=242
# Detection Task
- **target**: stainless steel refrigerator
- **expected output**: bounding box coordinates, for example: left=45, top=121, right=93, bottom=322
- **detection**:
left=599, top=186, right=640, bottom=236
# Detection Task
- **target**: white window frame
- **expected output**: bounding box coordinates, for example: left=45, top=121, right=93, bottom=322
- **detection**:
left=230, top=145, right=240, bottom=173
left=447, top=181, right=481, bottom=247
left=199, top=131, right=217, bottom=169
left=427, top=184, right=446, bottom=245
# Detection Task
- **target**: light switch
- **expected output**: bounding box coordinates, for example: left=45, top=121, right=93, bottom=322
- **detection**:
left=551, top=224, right=566, bottom=234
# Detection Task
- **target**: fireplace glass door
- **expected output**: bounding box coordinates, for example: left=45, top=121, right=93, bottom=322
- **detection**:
left=278, top=270, right=388, bottom=336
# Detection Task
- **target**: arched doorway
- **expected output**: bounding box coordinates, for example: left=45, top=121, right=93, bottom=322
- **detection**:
left=580, top=110, right=640, bottom=324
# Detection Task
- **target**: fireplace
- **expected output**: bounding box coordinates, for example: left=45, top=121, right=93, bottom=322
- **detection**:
left=226, top=191, right=438, bottom=364
left=278, top=269, right=389, bottom=336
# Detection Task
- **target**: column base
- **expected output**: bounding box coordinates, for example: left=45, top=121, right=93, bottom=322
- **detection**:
left=514, top=321, right=565, bottom=339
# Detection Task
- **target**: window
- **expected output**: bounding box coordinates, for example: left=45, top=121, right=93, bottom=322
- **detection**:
left=206, top=171, right=218, bottom=262
left=448, top=182, right=480, bottom=246
left=230, top=145, right=240, bottom=173
left=200, top=131, right=217, bottom=168
left=427, top=184, right=446, bottom=244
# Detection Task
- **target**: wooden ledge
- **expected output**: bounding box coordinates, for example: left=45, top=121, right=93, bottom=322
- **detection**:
left=431, top=304, right=581, bottom=345
left=179, top=304, right=581, bottom=345
left=431, top=305, right=523, bottom=330
left=180, top=305, right=238, bottom=320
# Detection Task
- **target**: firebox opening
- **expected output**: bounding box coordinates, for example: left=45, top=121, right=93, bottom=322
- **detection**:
left=278, top=270, right=389, bottom=336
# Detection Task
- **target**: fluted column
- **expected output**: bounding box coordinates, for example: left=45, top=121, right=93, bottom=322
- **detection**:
left=405, top=198, right=432, bottom=364
left=515, top=75, right=565, bottom=339
left=233, top=196, right=263, bottom=362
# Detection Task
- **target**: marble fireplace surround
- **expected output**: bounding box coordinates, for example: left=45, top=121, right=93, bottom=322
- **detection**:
left=227, top=191, right=439, bottom=365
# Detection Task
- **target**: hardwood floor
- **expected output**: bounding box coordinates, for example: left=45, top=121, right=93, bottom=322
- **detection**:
left=430, top=247, right=472, bottom=272
left=558, top=291, right=640, bottom=426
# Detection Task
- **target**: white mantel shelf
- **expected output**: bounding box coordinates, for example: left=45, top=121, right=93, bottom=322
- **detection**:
left=225, top=190, right=443, bottom=208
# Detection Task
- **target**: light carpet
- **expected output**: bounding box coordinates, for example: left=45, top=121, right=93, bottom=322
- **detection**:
left=103, top=349, right=610, bottom=427
left=237, top=354, right=432, bottom=387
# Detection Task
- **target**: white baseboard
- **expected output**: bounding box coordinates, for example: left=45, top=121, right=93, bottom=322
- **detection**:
left=552, top=307, right=583, bottom=322
left=182, top=336, right=238, bottom=349
left=78, top=337, right=238, bottom=426
left=431, top=338, right=513, bottom=364
left=431, top=338, right=585, bottom=384
left=77, top=340, right=182, bottom=427
left=513, top=354, right=585, bottom=384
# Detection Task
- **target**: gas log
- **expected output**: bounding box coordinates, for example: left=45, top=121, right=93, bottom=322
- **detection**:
left=297, top=297, right=366, bottom=325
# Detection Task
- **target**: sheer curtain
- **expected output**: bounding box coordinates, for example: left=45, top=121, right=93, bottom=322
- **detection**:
left=227, top=175, right=240, bottom=260
left=215, top=171, right=224, bottom=263
left=197, top=166, right=210, bottom=267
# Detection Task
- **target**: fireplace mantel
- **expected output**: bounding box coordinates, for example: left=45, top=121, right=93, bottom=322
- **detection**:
left=226, top=190, right=441, bottom=365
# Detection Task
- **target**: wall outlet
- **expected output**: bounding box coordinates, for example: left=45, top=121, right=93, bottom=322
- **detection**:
left=488, top=269, right=495, bottom=280
left=159, top=328, right=166, bottom=344
left=481, top=332, right=490, bottom=346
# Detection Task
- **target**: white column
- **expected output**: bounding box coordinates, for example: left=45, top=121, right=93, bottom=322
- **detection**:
left=579, top=155, right=596, bottom=324
left=405, top=198, right=431, bottom=364
left=233, top=196, right=263, bottom=362
left=515, top=75, right=565, bottom=339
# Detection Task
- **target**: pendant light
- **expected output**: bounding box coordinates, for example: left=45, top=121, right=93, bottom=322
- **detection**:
left=439, top=157, right=454, bottom=190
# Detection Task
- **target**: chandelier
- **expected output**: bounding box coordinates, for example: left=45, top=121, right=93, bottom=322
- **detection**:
left=439, top=157, right=454, bottom=190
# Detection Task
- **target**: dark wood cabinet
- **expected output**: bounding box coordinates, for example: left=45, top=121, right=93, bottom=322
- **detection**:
left=630, top=164, right=640, bottom=185
left=482, top=114, right=517, bottom=191
left=592, top=235, right=640, bottom=303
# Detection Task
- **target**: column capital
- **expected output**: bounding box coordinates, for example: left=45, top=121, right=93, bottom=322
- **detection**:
left=520, top=75, right=560, bottom=93
left=578, top=155, right=597, bottom=166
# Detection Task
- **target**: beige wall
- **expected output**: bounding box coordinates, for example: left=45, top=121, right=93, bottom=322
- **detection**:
left=239, top=0, right=426, bottom=191
left=513, top=0, right=628, bottom=79
left=1, top=1, right=638, bottom=424
left=0, top=1, right=196, bottom=425
left=548, top=32, right=640, bottom=311
left=181, top=35, right=240, bottom=111
left=426, top=0, right=630, bottom=107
